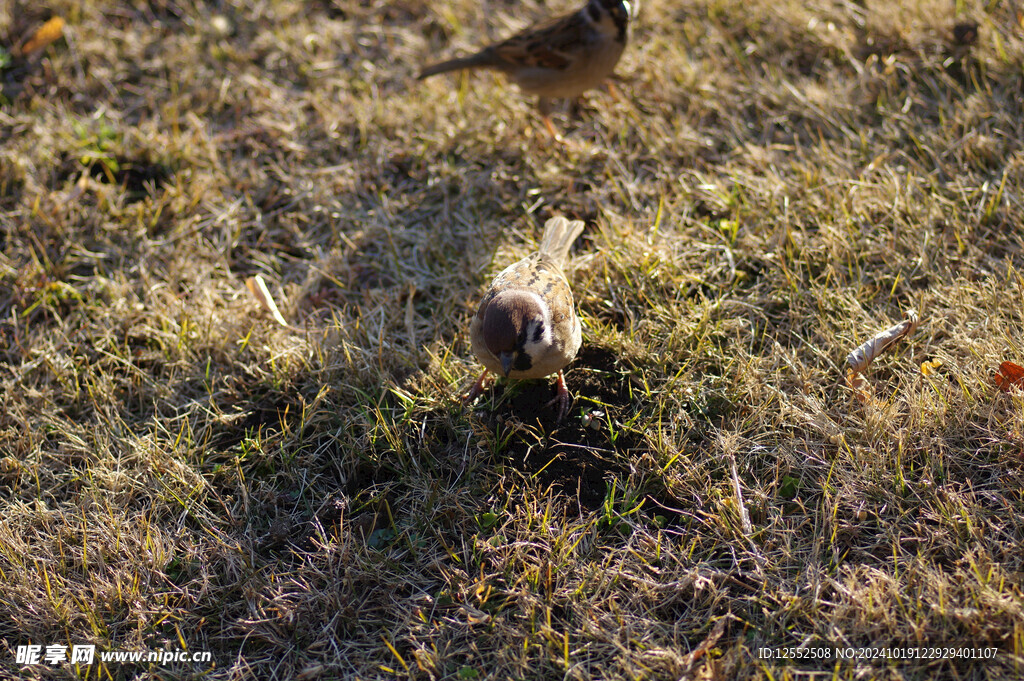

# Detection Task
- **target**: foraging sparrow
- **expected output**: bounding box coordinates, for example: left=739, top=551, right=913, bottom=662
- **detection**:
left=466, top=216, right=585, bottom=420
left=418, top=0, right=633, bottom=138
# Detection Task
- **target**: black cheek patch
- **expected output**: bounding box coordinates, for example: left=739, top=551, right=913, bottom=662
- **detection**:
left=514, top=352, right=533, bottom=372
left=532, top=323, right=545, bottom=343
left=588, top=3, right=602, bottom=22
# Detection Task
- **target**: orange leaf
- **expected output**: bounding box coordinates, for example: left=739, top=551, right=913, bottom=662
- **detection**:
left=846, top=368, right=872, bottom=403
left=994, top=361, right=1024, bottom=393
left=18, top=16, right=65, bottom=56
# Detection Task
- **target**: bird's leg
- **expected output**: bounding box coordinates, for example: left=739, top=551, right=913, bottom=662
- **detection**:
left=463, top=370, right=492, bottom=405
left=604, top=80, right=622, bottom=102
left=569, top=96, right=584, bottom=121
left=545, top=370, right=572, bottom=422
left=537, top=97, right=563, bottom=142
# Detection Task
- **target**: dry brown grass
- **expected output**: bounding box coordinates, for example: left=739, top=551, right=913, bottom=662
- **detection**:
left=2, top=0, right=1024, bottom=679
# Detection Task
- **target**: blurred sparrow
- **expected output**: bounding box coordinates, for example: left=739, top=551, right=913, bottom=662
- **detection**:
left=418, top=0, right=633, bottom=138
left=466, top=216, right=585, bottom=420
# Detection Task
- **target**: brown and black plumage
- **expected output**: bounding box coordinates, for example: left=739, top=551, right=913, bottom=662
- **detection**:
left=466, top=216, right=585, bottom=420
left=418, top=0, right=633, bottom=137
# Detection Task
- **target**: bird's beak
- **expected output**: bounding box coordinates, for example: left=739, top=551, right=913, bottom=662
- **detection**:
left=499, top=352, right=514, bottom=377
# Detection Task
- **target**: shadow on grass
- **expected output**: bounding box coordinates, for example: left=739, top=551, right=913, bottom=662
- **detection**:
left=470, top=346, right=643, bottom=512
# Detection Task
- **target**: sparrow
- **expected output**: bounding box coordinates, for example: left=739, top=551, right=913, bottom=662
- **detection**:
left=466, top=216, right=585, bottom=421
left=418, top=0, right=633, bottom=139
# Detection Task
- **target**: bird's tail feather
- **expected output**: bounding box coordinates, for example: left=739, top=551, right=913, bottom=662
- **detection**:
left=539, top=216, right=585, bottom=267
left=417, top=53, right=493, bottom=80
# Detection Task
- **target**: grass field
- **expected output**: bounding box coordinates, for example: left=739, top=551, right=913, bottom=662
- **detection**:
left=2, top=0, right=1024, bottom=679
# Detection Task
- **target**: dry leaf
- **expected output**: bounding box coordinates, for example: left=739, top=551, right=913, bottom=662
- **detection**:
left=680, top=618, right=727, bottom=668
left=846, top=309, right=919, bottom=375
left=18, top=17, right=65, bottom=56
left=845, top=368, right=873, bottom=403
left=245, top=275, right=298, bottom=331
left=994, top=361, right=1024, bottom=393
left=920, top=359, right=943, bottom=376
